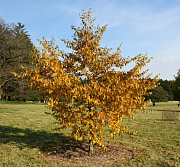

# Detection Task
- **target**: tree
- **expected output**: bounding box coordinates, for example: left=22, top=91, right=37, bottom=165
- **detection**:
left=19, top=10, right=158, bottom=153
left=159, top=79, right=173, bottom=101
left=173, top=69, right=180, bottom=101
left=150, top=86, right=169, bottom=106
left=0, top=18, right=34, bottom=101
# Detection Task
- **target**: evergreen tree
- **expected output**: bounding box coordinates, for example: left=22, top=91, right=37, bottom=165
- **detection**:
left=0, top=18, right=37, bottom=101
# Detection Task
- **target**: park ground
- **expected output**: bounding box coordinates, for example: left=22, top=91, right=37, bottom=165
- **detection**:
left=0, top=101, right=180, bottom=167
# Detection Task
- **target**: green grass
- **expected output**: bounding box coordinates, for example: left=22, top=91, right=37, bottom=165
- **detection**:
left=114, top=102, right=180, bottom=167
left=0, top=101, right=180, bottom=166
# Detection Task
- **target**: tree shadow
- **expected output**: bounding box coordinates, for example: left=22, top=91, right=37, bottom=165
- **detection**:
left=0, top=125, right=141, bottom=163
left=0, top=125, right=88, bottom=157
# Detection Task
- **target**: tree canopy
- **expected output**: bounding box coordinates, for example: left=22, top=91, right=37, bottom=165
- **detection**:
left=173, top=69, right=180, bottom=101
left=0, top=18, right=38, bottom=101
left=159, top=79, right=173, bottom=101
left=150, top=86, right=169, bottom=106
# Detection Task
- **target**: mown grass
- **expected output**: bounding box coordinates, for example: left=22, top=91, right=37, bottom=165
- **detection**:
left=0, top=101, right=180, bottom=166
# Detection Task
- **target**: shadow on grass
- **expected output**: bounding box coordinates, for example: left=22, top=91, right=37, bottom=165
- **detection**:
left=0, top=125, right=88, bottom=156
left=0, top=125, right=144, bottom=163
left=157, top=109, right=180, bottom=112
left=0, top=101, right=46, bottom=105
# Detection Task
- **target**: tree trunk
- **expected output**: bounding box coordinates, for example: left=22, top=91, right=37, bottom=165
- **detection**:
left=87, top=102, right=94, bottom=155
left=71, top=97, right=74, bottom=105
left=0, top=87, right=2, bottom=101
left=88, top=140, right=94, bottom=155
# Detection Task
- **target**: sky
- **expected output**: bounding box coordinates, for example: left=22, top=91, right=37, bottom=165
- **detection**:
left=0, top=0, right=180, bottom=80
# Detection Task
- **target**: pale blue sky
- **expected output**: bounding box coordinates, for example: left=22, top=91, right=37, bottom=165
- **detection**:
left=0, top=0, right=180, bottom=80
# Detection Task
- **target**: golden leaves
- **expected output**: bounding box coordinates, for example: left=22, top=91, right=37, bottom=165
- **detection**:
left=18, top=9, right=158, bottom=150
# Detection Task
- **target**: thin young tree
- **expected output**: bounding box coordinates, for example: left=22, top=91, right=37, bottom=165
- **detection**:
left=19, top=10, right=158, bottom=154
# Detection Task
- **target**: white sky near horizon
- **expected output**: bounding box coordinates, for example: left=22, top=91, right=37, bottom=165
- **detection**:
left=0, top=0, right=180, bottom=80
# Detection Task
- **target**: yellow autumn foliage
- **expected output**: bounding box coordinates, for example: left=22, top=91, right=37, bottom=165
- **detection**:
left=20, top=10, right=158, bottom=149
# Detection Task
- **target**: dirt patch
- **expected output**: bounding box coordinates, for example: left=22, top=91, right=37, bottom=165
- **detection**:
left=42, top=142, right=144, bottom=166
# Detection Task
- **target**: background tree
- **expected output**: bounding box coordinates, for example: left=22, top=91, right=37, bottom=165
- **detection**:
left=172, top=69, right=180, bottom=102
left=150, top=86, right=169, bottom=106
left=159, top=79, right=173, bottom=101
left=0, top=18, right=36, bottom=101
left=19, top=10, right=158, bottom=153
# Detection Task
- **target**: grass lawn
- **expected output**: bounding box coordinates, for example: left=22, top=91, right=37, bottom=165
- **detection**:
left=0, top=101, right=179, bottom=166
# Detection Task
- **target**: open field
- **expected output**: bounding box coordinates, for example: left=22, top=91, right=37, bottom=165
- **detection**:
left=0, top=101, right=180, bottom=167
